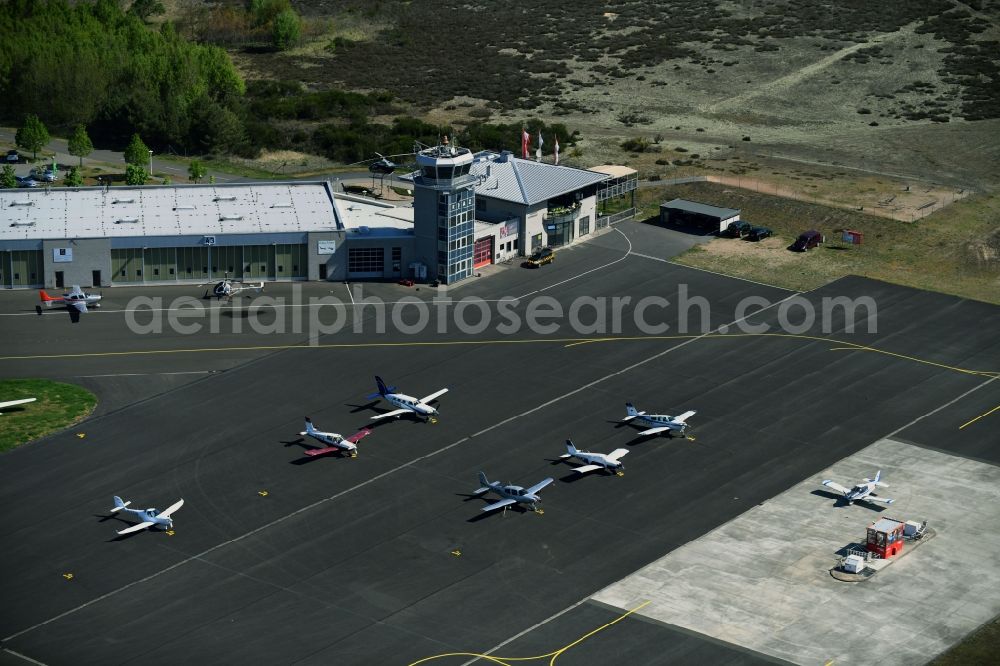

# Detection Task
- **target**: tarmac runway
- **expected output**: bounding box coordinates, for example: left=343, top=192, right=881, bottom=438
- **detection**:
left=0, top=221, right=997, bottom=665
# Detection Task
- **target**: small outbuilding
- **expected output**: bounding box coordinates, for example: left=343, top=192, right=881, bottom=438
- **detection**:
left=659, top=199, right=740, bottom=234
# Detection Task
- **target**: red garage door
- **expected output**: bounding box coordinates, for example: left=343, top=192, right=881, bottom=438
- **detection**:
left=473, top=236, right=493, bottom=269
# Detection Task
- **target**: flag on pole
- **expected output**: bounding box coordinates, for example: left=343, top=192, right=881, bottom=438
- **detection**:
left=536, top=131, right=544, bottom=162
left=521, top=128, right=530, bottom=159
left=554, top=136, right=560, bottom=165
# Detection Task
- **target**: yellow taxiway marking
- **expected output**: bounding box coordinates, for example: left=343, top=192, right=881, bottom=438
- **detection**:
left=450, top=549, right=462, bottom=557
left=959, top=404, right=1000, bottom=430
left=0, top=333, right=994, bottom=378
left=76, top=433, right=86, bottom=439
left=258, top=490, right=269, bottom=497
left=166, top=530, right=175, bottom=536
left=408, top=600, right=651, bottom=666
left=62, top=573, right=74, bottom=581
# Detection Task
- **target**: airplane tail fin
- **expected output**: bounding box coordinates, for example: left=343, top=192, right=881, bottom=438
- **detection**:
left=38, top=289, right=58, bottom=304
left=873, top=470, right=889, bottom=487
left=111, top=495, right=131, bottom=512
left=375, top=376, right=389, bottom=396
left=626, top=403, right=638, bottom=417
left=304, top=417, right=316, bottom=434
left=566, top=440, right=578, bottom=455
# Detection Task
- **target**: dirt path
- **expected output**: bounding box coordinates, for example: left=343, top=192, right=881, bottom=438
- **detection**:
left=704, top=22, right=919, bottom=115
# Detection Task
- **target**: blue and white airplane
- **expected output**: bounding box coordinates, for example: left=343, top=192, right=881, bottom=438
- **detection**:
left=622, top=403, right=696, bottom=438
left=110, top=495, right=184, bottom=535
left=473, top=472, right=553, bottom=514
left=821, top=470, right=894, bottom=505
left=561, top=440, right=629, bottom=476
left=367, top=376, right=448, bottom=423
left=299, top=417, right=371, bottom=458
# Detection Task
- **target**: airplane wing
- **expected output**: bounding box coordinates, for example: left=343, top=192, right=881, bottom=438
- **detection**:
left=419, top=388, right=449, bottom=404
left=607, top=448, right=630, bottom=462
left=70, top=301, right=88, bottom=314
left=821, top=480, right=850, bottom=495
left=481, top=497, right=518, bottom=512
left=158, top=499, right=184, bottom=519
left=620, top=411, right=646, bottom=423
left=0, top=398, right=36, bottom=411
left=864, top=495, right=895, bottom=505
left=117, top=521, right=155, bottom=535
left=370, top=408, right=410, bottom=421
left=526, top=477, right=554, bottom=495
left=304, top=445, right=344, bottom=457
left=572, top=464, right=604, bottom=474
left=345, top=428, right=372, bottom=444
left=637, top=426, right=673, bottom=436
left=674, top=410, right=696, bottom=423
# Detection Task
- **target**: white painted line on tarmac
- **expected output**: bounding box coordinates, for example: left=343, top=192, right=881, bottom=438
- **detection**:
left=73, top=371, right=215, bottom=378
left=629, top=250, right=794, bottom=291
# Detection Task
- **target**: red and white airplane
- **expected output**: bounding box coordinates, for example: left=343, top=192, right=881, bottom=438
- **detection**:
left=299, top=417, right=372, bottom=458
left=39, top=285, right=102, bottom=314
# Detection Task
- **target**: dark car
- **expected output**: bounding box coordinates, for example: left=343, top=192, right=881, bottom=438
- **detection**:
left=525, top=247, right=555, bottom=267
left=16, top=176, right=39, bottom=188
left=746, top=226, right=772, bottom=241
left=5, top=150, right=21, bottom=163
left=791, top=230, right=823, bottom=251
left=724, top=220, right=752, bottom=238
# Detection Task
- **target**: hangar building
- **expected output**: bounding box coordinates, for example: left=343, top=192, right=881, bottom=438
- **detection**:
left=659, top=198, right=740, bottom=234
left=0, top=147, right=637, bottom=289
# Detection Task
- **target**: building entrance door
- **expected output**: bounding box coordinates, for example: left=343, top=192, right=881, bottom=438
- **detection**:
left=55, top=271, right=64, bottom=288
left=473, top=237, right=493, bottom=269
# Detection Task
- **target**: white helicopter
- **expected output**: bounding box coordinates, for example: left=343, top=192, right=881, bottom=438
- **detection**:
left=473, top=472, right=553, bottom=514
left=367, top=376, right=448, bottom=423
left=201, top=274, right=264, bottom=301
left=109, top=495, right=184, bottom=535
left=299, top=417, right=372, bottom=458
left=622, top=403, right=696, bottom=438
left=560, top=440, right=629, bottom=476
left=821, top=470, right=894, bottom=506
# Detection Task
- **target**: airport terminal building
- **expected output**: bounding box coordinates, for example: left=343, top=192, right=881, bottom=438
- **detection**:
left=0, top=148, right=636, bottom=289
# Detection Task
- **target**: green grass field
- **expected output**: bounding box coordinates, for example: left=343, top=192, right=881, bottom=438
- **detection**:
left=0, top=379, right=97, bottom=452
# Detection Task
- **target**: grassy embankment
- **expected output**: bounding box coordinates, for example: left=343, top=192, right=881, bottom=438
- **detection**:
left=0, top=379, right=97, bottom=452
left=649, top=182, right=998, bottom=304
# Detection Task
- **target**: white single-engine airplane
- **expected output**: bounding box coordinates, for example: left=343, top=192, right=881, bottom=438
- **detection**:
left=39, top=285, right=102, bottom=313
left=473, top=472, right=553, bottom=514
left=0, top=397, right=36, bottom=415
left=622, top=403, right=696, bottom=438
left=201, top=274, right=264, bottom=301
left=561, top=440, right=629, bottom=476
left=367, top=376, right=448, bottom=423
left=110, top=495, right=184, bottom=535
left=821, top=470, right=894, bottom=505
left=299, top=417, right=372, bottom=458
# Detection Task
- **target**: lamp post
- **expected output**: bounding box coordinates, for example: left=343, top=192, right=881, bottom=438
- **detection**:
left=148, top=150, right=153, bottom=177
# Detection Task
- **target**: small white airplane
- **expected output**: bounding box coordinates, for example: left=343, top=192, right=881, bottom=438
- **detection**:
left=821, top=470, right=894, bottom=505
left=0, top=397, right=36, bottom=415
left=622, top=402, right=696, bottom=438
left=473, top=472, right=553, bottom=514
left=367, top=376, right=448, bottom=423
left=39, top=285, right=102, bottom=313
left=200, top=274, right=264, bottom=301
left=299, top=417, right=372, bottom=458
left=110, top=495, right=184, bottom=535
left=560, top=440, right=629, bottom=476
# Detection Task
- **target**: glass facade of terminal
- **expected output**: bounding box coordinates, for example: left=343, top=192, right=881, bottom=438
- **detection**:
left=437, top=189, right=474, bottom=283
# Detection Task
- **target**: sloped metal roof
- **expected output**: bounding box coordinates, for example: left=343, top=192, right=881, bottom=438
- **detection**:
left=0, top=182, right=344, bottom=241
left=660, top=198, right=740, bottom=219
left=470, top=151, right=608, bottom=206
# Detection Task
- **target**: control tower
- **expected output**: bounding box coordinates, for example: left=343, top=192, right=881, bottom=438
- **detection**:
left=412, top=138, right=476, bottom=284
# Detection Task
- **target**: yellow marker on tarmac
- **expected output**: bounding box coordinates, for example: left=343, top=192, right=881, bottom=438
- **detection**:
left=76, top=433, right=86, bottom=439
left=258, top=490, right=269, bottom=497
left=451, top=550, right=461, bottom=557
left=62, top=573, right=74, bottom=580
left=166, top=530, right=175, bottom=536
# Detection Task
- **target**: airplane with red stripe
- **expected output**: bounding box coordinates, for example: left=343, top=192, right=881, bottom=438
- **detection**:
left=299, top=417, right=372, bottom=458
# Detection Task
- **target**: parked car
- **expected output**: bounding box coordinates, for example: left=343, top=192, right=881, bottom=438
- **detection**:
left=5, top=150, right=21, bottom=163
left=746, top=226, right=772, bottom=241
left=724, top=221, right=752, bottom=238
left=16, top=176, right=39, bottom=188
left=525, top=247, right=555, bottom=267
left=790, top=230, right=823, bottom=251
